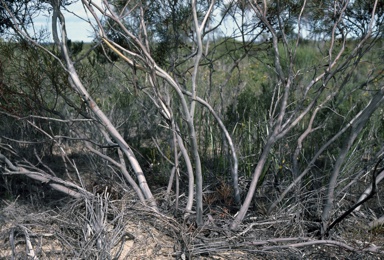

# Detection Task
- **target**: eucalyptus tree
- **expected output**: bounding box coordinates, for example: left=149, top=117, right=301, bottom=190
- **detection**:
left=1, top=0, right=384, bottom=238
left=84, top=0, right=235, bottom=225
left=228, top=0, right=384, bottom=235
left=1, top=0, right=241, bottom=227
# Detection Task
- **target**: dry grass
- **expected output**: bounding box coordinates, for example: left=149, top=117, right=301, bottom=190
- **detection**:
left=0, top=169, right=383, bottom=260
left=1, top=191, right=384, bottom=259
left=0, top=193, right=177, bottom=259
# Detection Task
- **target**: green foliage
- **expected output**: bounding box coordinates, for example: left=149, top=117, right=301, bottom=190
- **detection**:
left=67, top=40, right=84, bottom=57
left=1, top=3, right=384, bottom=225
left=0, top=0, right=35, bottom=33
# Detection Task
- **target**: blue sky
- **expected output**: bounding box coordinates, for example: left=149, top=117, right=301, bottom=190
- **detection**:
left=29, top=1, right=312, bottom=43
left=32, top=1, right=100, bottom=42
left=30, top=1, right=239, bottom=43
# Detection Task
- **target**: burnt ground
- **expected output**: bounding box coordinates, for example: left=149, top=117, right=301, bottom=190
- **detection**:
left=0, top=185, right=383, bottom=259
left=0, top=152, right=383, bottom=259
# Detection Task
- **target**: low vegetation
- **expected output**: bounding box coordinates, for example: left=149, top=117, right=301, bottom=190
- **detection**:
left=0, top=0, right=384, bottom=258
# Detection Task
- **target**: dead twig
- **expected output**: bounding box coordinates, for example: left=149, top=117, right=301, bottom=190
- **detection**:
left=326, top=158, right=383, bottom=236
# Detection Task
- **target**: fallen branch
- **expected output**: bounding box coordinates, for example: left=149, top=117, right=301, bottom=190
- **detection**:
left=0, top=152, right=93, bottom=199
left=262, top=239, right=381, bottom=253
left=189, top=236, right=381, bottom=256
